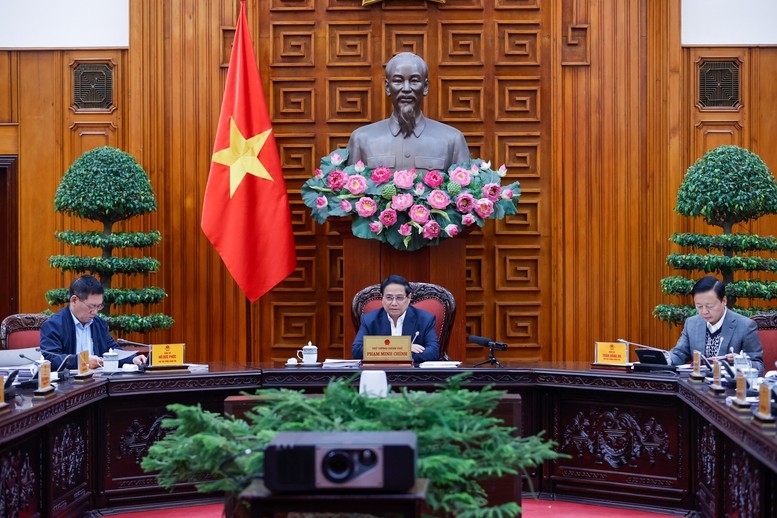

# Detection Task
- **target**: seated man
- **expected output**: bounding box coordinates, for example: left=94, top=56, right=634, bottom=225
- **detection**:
left=40, top=274, right=147, bottom=370
left=668, top=275, right=764, bottom=374
left=352, top=274, right=440, bottom=362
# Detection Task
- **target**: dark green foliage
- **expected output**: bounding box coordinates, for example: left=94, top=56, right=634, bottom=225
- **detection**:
left=54, top=146, right=157, bottom=222
left=656, top=146, right=777, bottom=325
left=46, top=287, right=168, bottom=307
left=666, top=253, right=777, bottom=273
left=675, top=145, right=777, bottom=227
left=142, top=375, right=561, bottom=518
left=671, top=232, right=777, bottom=252
left=55, top=230, right=162, bottom=249
left=48, top=256, right=160, bottom=276
left=49, top=147, right=172, bottom=334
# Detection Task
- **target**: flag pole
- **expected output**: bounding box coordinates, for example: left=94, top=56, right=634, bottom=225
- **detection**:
left=245, top=296, right=253, bottom=363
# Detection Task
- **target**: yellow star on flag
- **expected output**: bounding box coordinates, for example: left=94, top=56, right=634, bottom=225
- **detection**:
left=211, top=117, right=274, bottom=197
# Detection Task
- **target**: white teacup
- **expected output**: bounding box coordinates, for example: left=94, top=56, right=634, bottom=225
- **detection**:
left=297, top=344, right=318, bottom=364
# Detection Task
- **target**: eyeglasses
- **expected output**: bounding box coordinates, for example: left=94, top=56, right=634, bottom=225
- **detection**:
left=80, top=299, right=104, bottom=312
left=382, top=295, right=407, bottom=303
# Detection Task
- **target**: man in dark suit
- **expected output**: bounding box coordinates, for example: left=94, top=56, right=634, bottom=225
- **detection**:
left=352, top=274, right=440, bottom=362
left=40, top=275, right=147, bottom=371
left=668, top=276, right=764, bottom=374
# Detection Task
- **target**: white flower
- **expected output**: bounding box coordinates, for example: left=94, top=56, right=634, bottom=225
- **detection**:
left=479, top=161, right=491, bottom=170
left=497, top=164, right=508, bottom=177
left=331, top=153, right=344, bottom=166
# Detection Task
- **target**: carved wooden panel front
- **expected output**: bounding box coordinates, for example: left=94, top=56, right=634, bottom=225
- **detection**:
left=0, top=435, right=42, bottom=518
left=549, top=389, right=690, bottom=508
left=259, top=0, right=551, bottom=362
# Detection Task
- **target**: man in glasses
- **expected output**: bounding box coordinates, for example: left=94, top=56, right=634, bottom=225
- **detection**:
left=352, top=274, right=440, bottom=362
left=40, top=274, right=147, bottom=370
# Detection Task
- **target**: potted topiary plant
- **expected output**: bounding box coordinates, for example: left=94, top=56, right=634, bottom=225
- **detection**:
left=655, top=145, right=777, bottom=324
left=141, top=374, right=560, bottom=517
left=47, top=146, right=173, bottom=333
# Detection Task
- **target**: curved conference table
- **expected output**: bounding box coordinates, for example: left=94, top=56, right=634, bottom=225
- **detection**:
left=0, top=361, right=774, bottom=517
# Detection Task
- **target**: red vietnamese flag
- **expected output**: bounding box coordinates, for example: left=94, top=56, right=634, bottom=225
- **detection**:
left=201, top=1, right=296, bottom=302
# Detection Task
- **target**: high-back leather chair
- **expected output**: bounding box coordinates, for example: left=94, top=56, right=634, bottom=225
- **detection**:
left=0, top=313, right=50, bottom=350
left=351, top=282, right=456, bottom=360
left=750, top=313, right=777, bottom=372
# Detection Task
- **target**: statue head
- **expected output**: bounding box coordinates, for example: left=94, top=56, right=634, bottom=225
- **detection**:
left=384, top=52, right=430, bottom=137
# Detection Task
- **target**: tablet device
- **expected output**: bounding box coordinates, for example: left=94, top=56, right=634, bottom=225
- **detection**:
left=635, top=349, right=669, bottom=365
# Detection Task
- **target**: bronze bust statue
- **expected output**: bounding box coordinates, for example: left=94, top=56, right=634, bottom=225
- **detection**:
left=347, top=52, right=471, bottom=171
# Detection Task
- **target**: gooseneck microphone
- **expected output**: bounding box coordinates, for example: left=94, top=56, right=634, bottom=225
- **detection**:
left=19, top=352, right=42, bottom=364
left=468, top=335, right=508, bottom=351
left=616, top=338, right=667, bottom=354
left=116, top=338, right=150, bottom=347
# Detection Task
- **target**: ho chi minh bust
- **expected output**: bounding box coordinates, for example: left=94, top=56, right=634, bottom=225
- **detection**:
left=346, top=52, right=471, bottom=172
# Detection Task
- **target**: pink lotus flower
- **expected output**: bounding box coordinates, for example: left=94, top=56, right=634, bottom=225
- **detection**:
left=409, top=204, right=430, bottom=224
left=462, top=213, right=476, bottom=226
left=422, top=220, right=441, bottom=239
left=330, top=152, right=344, bottom=166
left=327, top=169, right=348, bottom=190
left=379, top=208, right=398, bottom=226
left=316, top=196, right=328, bottom=209
left=483, top=183, right=502, bottom=202
left=501, top=189, right=514, bottom=200
left=444, top=224, right=459, bottom=237
left=414, top=182, right=425, bottom=196
left=369, top=221, right=384, bottom=234
left=391, top=193, right=414, bottom=211
left=423, top=170, right=444, bottom=188
left=449, top=167, right=471, bottom=186
left=474, top=198, right=494, bottom=218
left=354, top=160, right=366, bottom=173
left=393, top=169, right=416, bottom=189
left=455, top=193, right=476, bottom=213
left=346, top=174, right=368, bottom=195
left=427, top=189, right=451, bottom=210
left=371, top=166, right=392, bottom=185
left=355, top=197, right=378, bottom=217
left=399, top=223, right=412, bottom=236
left=497, top=164, right=508, bottom=177
left=340, top=199, right=352, bottom=212
left=314, top=168, right=324, bottom=179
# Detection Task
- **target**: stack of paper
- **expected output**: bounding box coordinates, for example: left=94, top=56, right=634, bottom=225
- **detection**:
left=322, top=359, right=361, bottom=368
left=418, top=361, right=461, bottom=369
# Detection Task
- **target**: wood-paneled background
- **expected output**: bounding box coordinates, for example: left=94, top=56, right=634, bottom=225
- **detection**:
left=1, top=0, right=776, bottom=364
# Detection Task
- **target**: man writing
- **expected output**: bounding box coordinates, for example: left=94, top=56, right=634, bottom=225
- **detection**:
left=668, top=276, right=764, bottom=374
left=352, top=274, right=440, bottom=362
left=347, top=52, right=471, bottom=171
left=40, top=274, right=147, bottom=370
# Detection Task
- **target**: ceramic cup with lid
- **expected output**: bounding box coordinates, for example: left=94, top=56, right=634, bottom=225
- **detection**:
left=296, top=342, right=318, bottom=364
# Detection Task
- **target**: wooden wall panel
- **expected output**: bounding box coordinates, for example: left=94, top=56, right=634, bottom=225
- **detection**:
left=4, top=0, right=777, bottom=366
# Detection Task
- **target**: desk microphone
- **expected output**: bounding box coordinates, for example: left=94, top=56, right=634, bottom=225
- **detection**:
left=616, top=338, right=666, bottom=354
left=116, top=338, right=150, bottom=347
left=410, top=331, right=420, bottom=346
left=468, top=335, right=508, bottom=351
left=56, top=355, right=73, bottom=380
left=19, top=352, right=42, bottom=365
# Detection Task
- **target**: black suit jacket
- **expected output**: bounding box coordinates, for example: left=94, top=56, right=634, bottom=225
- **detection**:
left=352, top=305, right=440, bottom=362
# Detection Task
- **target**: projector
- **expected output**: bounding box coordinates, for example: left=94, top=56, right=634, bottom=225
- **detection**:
left=264, top=431, right=417, bottom=493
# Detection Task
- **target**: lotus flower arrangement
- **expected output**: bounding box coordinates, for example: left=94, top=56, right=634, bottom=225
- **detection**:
left=301, top=148, right=521, bottom=251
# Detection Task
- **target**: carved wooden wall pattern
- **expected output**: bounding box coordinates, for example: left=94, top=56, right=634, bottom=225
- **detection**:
left=261, top=0, right=550, bottom=362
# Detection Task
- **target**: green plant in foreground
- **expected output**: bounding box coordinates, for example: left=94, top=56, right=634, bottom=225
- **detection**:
left=141, top=374, right=561, bottom=518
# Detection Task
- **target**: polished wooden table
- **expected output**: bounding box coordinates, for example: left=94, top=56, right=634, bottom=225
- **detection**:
left=237, top=478, right=428, bottom=517
left=2, top=361, right=776, bottom=517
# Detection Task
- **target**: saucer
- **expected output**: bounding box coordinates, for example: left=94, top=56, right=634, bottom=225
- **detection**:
left=297, top=362, right=322, bottom=368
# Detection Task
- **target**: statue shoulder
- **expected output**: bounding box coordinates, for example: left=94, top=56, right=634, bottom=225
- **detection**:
left=425, top=117, right=465, bottom=137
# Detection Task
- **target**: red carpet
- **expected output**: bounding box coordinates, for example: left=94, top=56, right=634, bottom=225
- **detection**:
left=104, top=499, right=681, bottom=517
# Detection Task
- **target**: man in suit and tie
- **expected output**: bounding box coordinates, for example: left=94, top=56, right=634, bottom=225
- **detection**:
left=352, top=274, right=440, bottom=362
left=668, top=275, right=764, bottom=374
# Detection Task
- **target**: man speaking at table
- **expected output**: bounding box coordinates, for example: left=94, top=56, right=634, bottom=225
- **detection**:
left=352, top=275, right=439, bottom=363
left=40, top=275, right=147, bottom=371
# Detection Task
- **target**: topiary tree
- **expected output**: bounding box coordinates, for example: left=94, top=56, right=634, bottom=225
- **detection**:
left=46, top=146, right=173, bottom=333
left=655, top=145, right=777, bottom=325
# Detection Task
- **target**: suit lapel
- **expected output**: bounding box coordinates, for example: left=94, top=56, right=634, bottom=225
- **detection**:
left=719, top=310, right=736, bottom=355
